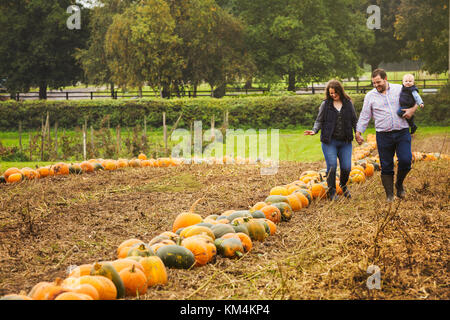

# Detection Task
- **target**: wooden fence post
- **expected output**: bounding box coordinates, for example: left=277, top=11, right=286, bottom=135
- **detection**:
left=18, top=120, right=22, bottom=153
left=163, top=112, right=168, bottom=156
left=116, top=125, right=121, bottom=156
left=54, top=121, right=58, bottom=159
left=83, top=118, right=87, bottom=161
left=90, top=125, right=94, bottom=158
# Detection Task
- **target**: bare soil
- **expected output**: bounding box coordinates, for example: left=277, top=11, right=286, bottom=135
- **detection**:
left=0, top=135, right=448, bottom=300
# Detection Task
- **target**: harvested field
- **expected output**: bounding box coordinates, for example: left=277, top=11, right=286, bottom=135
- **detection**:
left=0, top=134, right=448, bottom=300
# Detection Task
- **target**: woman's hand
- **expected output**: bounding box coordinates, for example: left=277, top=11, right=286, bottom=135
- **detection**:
left=304, top=130, right=316, bottom=136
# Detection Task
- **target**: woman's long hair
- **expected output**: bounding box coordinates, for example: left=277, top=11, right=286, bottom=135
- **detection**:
left=325, top=80, right=351, bottom=101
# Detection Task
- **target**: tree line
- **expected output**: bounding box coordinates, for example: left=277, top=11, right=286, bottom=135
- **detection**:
left=0, top=0, right=448, bottom=100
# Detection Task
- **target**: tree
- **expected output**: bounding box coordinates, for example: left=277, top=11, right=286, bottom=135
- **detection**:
left=104, top=0, right=183, bottom=97
left=394, top=0, right=449, bottom=75
left=75, top=0, right=135, bottom=97
left=357, top=0, right=407, bottom=72
left=0, top=0, right=90, bottom=99
left=232, top=0, right=372, bottom=90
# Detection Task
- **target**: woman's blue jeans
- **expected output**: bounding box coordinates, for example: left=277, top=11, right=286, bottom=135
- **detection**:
left=321, top=139, right=353, bottom=189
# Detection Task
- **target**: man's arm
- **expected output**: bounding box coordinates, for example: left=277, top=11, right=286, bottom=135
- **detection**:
left=402, top=104, right=419, bottom=119
left=355, top=94, right=373, bottom=144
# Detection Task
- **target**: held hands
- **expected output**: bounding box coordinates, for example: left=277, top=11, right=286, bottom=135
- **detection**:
left=355, top=132, right=364, bottom=145
left=304, top=130, right=316, bottom=136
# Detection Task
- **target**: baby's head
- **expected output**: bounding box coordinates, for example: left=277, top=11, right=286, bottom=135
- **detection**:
left=402, top=74, right=415, bottom=87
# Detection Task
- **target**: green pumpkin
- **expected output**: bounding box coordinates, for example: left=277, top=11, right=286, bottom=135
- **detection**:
left=251, top=210, right=265, bottom=219
left=90, top=262, right=126, bottom=299
left=0, top=176, right=6, bottom=184
left=264, top=195, right=289, bottom=205
left=205, top=214, right=219, bottom=220
left=69, top=165, right=82, bottom=175
left=217, top=238, right=244, bottom=258
left=194, top=222, right=214, bottom=229
left=232, top=223, right=249, bottom=236
left=216, top=215, right=230, bottom=222
left=227, top=210, right=252, bottom=222
left=175, top=227, right=185, bottom=235
left=245, top=220, right=267, bottom=241
left=156, top=245, right=196, bottom=269
left=272, top=202, right=293, bottom=222
left=93, top=163, right=104, bottom=171
left=211, top=224, right=235, bottom=239
left=127, top=243, right=155, bottom=257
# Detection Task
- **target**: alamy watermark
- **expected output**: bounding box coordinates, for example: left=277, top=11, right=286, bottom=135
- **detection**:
left=66, top=5, right=81, bottom=30
left=367, top=5, right=381, bottom=30
left=366, top=265, right=381, bottom=290
left=170, top=121, right=279, bottom=175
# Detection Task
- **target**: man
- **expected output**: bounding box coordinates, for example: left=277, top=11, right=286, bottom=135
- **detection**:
left=355, top=69, right=418, bottom=202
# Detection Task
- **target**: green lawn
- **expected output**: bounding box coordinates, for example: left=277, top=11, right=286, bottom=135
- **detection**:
left=1, top=126, right=448, bottom=174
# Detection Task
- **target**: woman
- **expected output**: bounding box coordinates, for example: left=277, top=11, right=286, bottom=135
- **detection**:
left=304, top=80, right=357, bottom=200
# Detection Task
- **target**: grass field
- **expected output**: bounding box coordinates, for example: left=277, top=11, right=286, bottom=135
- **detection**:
left=1, top=126, right=448, bottom=174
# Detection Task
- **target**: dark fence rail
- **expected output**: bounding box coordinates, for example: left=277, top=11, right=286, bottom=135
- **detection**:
left=0, top=78, right=447, bottom=101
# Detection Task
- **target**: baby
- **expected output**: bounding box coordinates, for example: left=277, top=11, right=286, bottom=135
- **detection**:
left=398, top=73, right=424, bottom=134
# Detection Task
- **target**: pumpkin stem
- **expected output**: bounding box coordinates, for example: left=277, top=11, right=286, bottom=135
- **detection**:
left=235, top=251, right=243, bottom=258
left=130, top=264, right=136, bottom=273
left=189, top=197, right=204, bottom=213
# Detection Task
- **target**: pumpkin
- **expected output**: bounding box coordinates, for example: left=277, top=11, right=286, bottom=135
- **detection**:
left=150, top=239, right=177, bottom=253
left=272, top=202, right=293, bottom=221
left=264, top=195, right=289, bottom=205
left=260, top=205, right=281, bottom=224
left=269, top=186, right=289, bottom=196
left=148, top=235, right=172, bottom=246
left=222, top=233, right=252, bottom=253
left=215, top=237, right=244, bottom=258
left=21, top=167, right=39, bottom=180
left=232, top=222, right=249, bottom=235
left=0, top=175, right=6, bottom=184
left=69, top=164, right=83, bottom=175
left=136, top=256, right=168, bottom=286
left=80, top=161, right=95, bottom=173
left=28, top=279, right=67, bottom=300
left=54, top=292, right=94, bottom=300
left=250, top=210, right=266, bottom=219
left=156, top=245, right=196, bottom=269
left=172, top=209, right=203, bottom=233
left=286, top=194, right=302, bottom=211
left=77, top=275, right=117, bottom=300
left=221, top=210, right=236, bottom=217
left=68, top=264, right=93, bottom=277
left=110, top=258, right=145, bottom=274
left=181, top=236, right=212, bottom=266
left=60, top=282, right=99, bottom=300
left=117, top=239, right=145, bottom=259
left=310, top=183, right=327, bottom=199
left=211, top=224, right=235, bottom=239
left=250, top=202, right=267, bottom=212
left=119, top=264, right=148, bottom=297
left=138, top=153, right=147, bottom=161
left=180, top=225, right=215, bottom=241
left=53, top=162, right=70, bottom=175
left=93, top=163, right=104, bottom=171
left=245, top=220, right=267, bottom=241
left=226, top=210, right=252, bottom=222
left=127, top=243, right=155, bottom=258
left=286, top=184, right=301, bottom=194
left=159, top=231, right=181, bottom=243
left=129, top=159, right=142, bottom=168
left=294, top=189, right=312, bottom=206
left=261, top=218, right=277, bottom=236
left=90, top=262, right=126, bottom=299
left=103, top=160, right=118, bottom=171
left=364, top=163, right=375, bottom=177
left=117, top=159, right=129, bottom=168
left=3, top=167, right=21, bottom=180
left=7, top=172, right=23, bottom=183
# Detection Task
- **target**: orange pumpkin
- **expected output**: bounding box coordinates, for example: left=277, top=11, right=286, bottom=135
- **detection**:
left=117, top=239, right=145, bottom=259
left=260, top=205, right=281, bottom=224
left=364, top=163, right=374, bottom=177
left=53, top=162, right=70, bottom=175
left=110, top=258, right=145, bottom=274
left=21, top=167, right=39, bottom=180
left=181, top=236, right=211, bottom=266
left=310, top=183, right=327, bottom=199
left=76, top=275, right=117, bottom=300
left=261, top=218, right=277, bottom=236
left=80, top=161, right=95, bottom=173
left=54, top=292, right=94, bottom=300
left=103, top=160, right=118, bottom=171
left=68, top=264, right=94, bottom=278
left=6, top=172, right=23, bottom=183
left=150, top=239, right=177, bottom=253
left=293, top=192, right=309, bottom=208
left=37, top=167, right=50, bottom=178
left=61, top=282, right=99, bottom=300
left=222, top=232, right=253, bottom=253
left=28, top=279, right=67, bottom=300
left=250, top=202, right=267, bottom=212
left=129, top=159, right=142, bottom=168
left=136, top=256, right=168, bottom=286
left=138, top=153, right=147, bottom=161
left=172, top=212, right=203, bottom=233
left=117, top=159, right=129, bottom=168
left=119, top=264, right=148, bottom=297
left=286, top=194, right=302, bottom=211
left=3, top=167, right=21, bottom=180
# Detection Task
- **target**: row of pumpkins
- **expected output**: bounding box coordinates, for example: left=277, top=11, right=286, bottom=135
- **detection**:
left=1, top=135, right=448, bottom=299
left=0, top=154, right=274, bottom=185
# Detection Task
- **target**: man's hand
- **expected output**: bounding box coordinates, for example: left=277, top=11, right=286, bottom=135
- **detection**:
left=304, top=130, right=316, bottom=136
left=355, top=131, right=364, bottom=145
left=402, top=104, right=418, bottom=119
